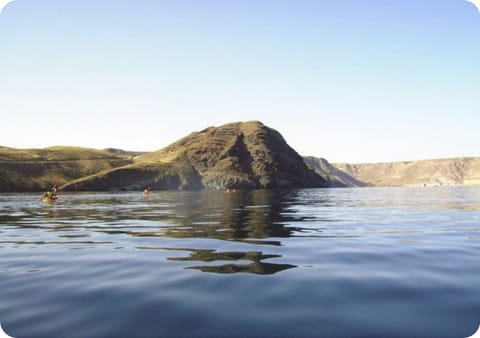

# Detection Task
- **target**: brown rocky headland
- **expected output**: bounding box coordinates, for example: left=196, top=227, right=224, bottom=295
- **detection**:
left=61, top=121, right=326, bottom=191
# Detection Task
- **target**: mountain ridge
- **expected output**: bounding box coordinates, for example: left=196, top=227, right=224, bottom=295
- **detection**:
left=1, top=123, right=479, bottom=191
left=333, top=157, right=480, bottom=186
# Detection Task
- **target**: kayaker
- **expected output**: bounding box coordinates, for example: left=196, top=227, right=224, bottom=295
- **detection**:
left=41, top=190, right=53, bottom=200
left=41, top=186, right=58, bottom=201
left=51, top=186, right=58, bottom=199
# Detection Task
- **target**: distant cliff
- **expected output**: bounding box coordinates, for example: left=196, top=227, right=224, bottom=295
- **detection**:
left=334, top=157, right=480, bottom=186
left=303, top=156, right=369, bottom=187
left=62, top=121, right=326, bottom=191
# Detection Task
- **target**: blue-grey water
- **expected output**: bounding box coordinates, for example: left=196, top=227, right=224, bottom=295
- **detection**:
left=0, top=187, right=479, bottom=338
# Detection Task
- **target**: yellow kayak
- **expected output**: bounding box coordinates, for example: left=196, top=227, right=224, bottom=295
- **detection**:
left=41, top=191, right=59, bottom=202
left=42, top=197, right=59, bottom=202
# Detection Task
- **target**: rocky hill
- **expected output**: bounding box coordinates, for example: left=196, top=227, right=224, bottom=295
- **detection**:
left=62, top=121, right=326, bottom=191
left=334, top=157, right=480, bottom=186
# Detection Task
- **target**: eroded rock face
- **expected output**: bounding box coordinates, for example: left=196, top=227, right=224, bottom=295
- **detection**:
left=333, top=157, right=480, bottom=187
left=154, top=121, right=325, bottom=190
left=303, top=156, right=370, bottom=187
left=63, top=121, right=326, bottom=191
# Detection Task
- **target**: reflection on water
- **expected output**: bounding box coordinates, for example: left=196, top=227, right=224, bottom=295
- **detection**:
left=165, top=248, right=296, bottom=274
left=0, top=190, right=310, bottom=275
left=150, top=190, right=319, bottom=245
left=1, top=187, right=480, bottom=338
left=1, top=188, right=480, bottom=272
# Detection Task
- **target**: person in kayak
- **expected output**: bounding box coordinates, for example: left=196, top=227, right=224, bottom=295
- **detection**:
left=51, top=186, right=58, bottom=199
left=42, top=186, right=58, bottom=201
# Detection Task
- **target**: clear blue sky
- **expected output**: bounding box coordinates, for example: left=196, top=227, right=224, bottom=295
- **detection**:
left=1, top=0, right=479, bottom=163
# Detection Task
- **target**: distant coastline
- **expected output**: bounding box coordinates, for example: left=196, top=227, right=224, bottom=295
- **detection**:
left=1, top=122, right=479, bottom=192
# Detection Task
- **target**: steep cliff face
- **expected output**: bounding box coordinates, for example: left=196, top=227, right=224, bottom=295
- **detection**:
left=334, top=157, right=480, bottom=186
left=303, top=156, right=369, bottom=187
left=62, top=121, right=326, bottom=191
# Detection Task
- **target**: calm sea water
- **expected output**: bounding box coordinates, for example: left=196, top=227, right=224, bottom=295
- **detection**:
left=0, top=187, right=479, bottom=338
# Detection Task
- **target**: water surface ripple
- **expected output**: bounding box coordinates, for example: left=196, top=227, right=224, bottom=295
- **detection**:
left=0, top=187, right=479, bottom=337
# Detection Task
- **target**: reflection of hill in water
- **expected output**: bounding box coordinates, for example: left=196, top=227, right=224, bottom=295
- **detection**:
left=36, top=190, right=327, bottom=244
left=29, top=190, right=312, bottom=275
left=137, top=190, right=308, bottom=274
left=159, top=248, right=296, bottom=275
left=155, top=189, right=315, bottom=243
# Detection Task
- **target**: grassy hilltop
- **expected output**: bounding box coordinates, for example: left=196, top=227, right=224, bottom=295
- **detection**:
left=0, top=146, right=133, bottom=191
